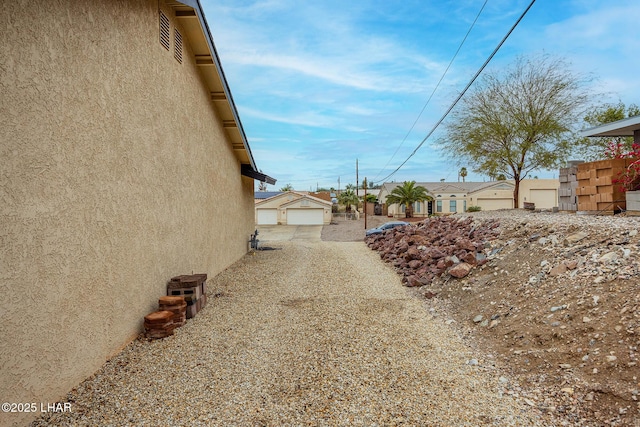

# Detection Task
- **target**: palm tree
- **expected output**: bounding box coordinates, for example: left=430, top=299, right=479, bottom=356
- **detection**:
left=337, top=188, right=359, bottom=213
left=459, top=167, right=468, bottom=182
left=279, top=183, right=293, bottom=192
left=385, top=181, right=432, bottom=218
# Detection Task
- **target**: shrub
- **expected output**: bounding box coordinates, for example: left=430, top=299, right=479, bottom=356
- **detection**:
left=467, top=206, right=482, bottom=212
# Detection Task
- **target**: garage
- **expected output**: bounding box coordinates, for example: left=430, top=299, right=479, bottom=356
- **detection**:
left=256, top=208, right=278, bottom=225
left=529, top=189, right=557, bottom=209
left=476, top=198, right=513, bottom=211
left=286, top=208, right=324, bottom=225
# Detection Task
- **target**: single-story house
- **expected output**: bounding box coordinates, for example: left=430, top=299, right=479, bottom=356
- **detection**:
left=256, top=192, right=332, bottom=225
left=255, top=191, right=284, bottom=201
left=0, top=1, right=274, bottom=425
left=379, top=179, right=559, bottom=217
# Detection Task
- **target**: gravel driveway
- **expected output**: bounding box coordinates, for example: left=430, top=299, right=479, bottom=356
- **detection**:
left=33, top=240, right=542, bottom=426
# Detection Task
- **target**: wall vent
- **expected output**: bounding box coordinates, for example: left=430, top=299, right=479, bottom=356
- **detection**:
left=174, top=29, right=183, bottom=64
left=159, top=11, right=170, bottom=50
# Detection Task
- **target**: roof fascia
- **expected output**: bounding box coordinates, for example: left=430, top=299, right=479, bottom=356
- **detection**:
left=581, top=115, right=640, bottom=137
left=175, top=1, right=276, bottom=184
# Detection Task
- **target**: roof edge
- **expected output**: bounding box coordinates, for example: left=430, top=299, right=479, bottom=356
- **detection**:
left=176, top=0, right=259, bottom=171
left=581, top=115, right=640, bottom=137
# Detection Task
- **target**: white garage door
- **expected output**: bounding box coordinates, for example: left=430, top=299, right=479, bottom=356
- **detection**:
left=476, top=198, right=513, bottom=211
left=286, top=209, right=324, bottom=225
left=530, top=189, right=557, bottom=209
left=257, top=209, right=278, bottom=225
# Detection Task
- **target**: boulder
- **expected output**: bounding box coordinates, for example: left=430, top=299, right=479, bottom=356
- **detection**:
left=449, top=262, right=473, bottom=278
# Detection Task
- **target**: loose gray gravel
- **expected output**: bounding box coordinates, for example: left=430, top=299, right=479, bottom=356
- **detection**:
left=32, top=240, right=543, bottom=426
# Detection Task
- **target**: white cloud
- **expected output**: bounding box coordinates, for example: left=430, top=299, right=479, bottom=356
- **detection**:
left=204, top=1, right=640, bottom=190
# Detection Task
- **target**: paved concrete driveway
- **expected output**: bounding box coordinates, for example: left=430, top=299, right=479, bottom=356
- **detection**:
left=256, top=225, right=323, bottom=242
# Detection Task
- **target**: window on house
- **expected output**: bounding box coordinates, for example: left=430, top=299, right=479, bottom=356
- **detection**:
left=464, top=200, right=467, bottom=212
left=159, top=11, right=170, bottom=51
left=414, top=202, right=421, bottom=213
left=301, top=199, right=310, bottom=207
left=174, top=29, right=183, bottom=64
left=450, top=200, right=457, bottom=212
left=400, top=204, right=406, bottom=213
left=436, top=200, right=442, bottom=212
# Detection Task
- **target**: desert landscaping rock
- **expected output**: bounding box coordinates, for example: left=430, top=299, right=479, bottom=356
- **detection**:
left=31, top=237, right=541, bottom=427
left=372, top=210, right=640, bottom=426
left=30, top=211, right=640, bottom=427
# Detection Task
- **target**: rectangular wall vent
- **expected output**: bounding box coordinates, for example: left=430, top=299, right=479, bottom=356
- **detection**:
left=174, top=29, right=183, bottom=64
left=159, top=11, right=170, bottom=50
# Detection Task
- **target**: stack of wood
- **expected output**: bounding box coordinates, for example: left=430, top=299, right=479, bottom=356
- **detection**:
left=143, top=310, right=176, bottom=339
left=158, top=296, right=187, bottom=327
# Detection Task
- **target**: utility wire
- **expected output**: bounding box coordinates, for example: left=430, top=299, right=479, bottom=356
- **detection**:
left=373, top=0, right=488, bottom=183
left=377, top=0, right=537, bottom=184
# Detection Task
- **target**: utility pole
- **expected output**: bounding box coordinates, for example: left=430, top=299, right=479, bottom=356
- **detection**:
left=364, top=177, right=367, bottom=230
left=356, top=159, right=359, bottom=193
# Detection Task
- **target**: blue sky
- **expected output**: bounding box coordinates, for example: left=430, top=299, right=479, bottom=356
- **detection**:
left=201, top=0, right=640, bottom=191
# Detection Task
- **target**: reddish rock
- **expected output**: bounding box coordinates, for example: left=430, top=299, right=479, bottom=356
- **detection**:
left=429, top=248, right=446, bottom=259
left=463, top=252, right=477, bottom=265
left=365, top=216, right=501, bottom=283
left=405, top=275, right=422, bottom=287
left=423, top=290, right=437, bottom=299
left=405, top=246, right=421, bottom=261
left=449, top=262, right=473, bottom=278
left=408, top=260, right=423, bottom=269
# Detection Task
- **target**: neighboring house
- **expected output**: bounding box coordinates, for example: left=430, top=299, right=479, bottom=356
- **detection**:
left=308, top=191, right=333, bottom=203
left=0, top=1, right=274, bottom=425
left=255, top=191, right=284, bottom=201
left=379, top=179, right=559, bottom=217
left=256, top=192, right=332, bottom=225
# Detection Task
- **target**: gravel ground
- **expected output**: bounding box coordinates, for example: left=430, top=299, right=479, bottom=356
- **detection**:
left=32, top=239, right=543, bottom=426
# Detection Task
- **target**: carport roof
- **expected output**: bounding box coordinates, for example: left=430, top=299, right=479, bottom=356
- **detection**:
left=580, top=115, right=640, bottom=137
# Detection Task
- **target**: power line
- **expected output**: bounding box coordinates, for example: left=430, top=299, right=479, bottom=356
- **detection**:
left=377, top=0, right=537, bottom=184
left=373, top=0, right=488, bottom=182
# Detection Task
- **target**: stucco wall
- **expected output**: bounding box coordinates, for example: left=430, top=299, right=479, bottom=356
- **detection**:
left=0, top=1, right=255, bottom=425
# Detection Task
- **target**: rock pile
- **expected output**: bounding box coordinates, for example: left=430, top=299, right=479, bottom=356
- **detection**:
left=365, top=216, right=501, bottom=286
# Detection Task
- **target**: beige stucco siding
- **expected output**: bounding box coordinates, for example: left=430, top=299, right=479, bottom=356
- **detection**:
left=0, top=1, right=254, bottom=425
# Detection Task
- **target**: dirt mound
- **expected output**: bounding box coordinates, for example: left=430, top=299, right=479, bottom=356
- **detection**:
left=366, top=211, right=640, bottom=426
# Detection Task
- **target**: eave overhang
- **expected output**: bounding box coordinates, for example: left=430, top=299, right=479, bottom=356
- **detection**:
left=168, top=0, right=275, bottom=183
left=581, top=116, right=640, bottom=137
